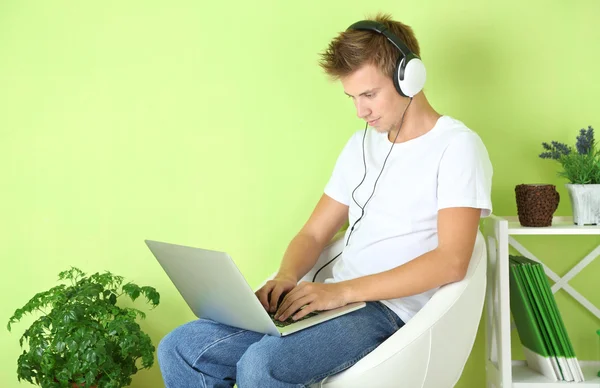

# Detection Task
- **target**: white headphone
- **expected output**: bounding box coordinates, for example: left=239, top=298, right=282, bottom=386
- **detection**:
left=347, top=20, right=426, bottom=98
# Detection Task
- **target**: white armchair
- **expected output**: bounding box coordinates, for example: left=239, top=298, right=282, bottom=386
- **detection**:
left=297, top=229, right=488, bottom=388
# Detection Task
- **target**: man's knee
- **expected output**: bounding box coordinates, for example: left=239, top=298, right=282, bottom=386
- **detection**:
left=157, top=321, right=203, bottom=364
left=236, top=341, right=279, bottom=385
left=237, top=339, right=307, bottom=386
left=157, top=327, right=182, bottom=364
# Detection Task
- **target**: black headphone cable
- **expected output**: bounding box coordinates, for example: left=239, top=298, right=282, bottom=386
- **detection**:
left=311, top=97, right=413, bottom=282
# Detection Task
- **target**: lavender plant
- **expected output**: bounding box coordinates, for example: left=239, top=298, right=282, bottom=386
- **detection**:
left=540, top=126, right=600, bottom=184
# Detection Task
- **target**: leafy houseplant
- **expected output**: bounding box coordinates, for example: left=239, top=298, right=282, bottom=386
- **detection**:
left=539, top=125, right=600, bottom=225
left=7, top=267, right=160, bottom=388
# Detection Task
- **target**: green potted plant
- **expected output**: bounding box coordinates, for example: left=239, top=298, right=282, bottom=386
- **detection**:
left=7, top=267, right=160, bottom=388
left=539, top=125, right=600, bottom=225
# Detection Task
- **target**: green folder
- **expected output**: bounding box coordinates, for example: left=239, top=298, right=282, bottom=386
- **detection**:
left=509, top=257, right=553, bottom=354
left=509, top=255, right=584, bottom=382
left=519, top=257, right=569, bottom=381
left=519, top=255, right=583, bottom=381
left=508, top=256, right=558, bottom=380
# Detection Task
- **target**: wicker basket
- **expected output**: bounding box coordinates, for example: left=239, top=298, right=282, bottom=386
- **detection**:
left=515, top=184, right=560, bottom=227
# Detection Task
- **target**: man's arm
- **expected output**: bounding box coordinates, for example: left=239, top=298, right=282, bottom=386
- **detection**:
left=343, top=206, right=480, bottom=302
left=275, top=207, right=481, bottom=321
left=256, top=193, right=348, bottom=312
left=275, top=193, right=348, bottom=282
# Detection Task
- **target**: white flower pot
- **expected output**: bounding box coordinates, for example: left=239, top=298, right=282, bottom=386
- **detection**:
left=565, top=184, right=600, bottom=225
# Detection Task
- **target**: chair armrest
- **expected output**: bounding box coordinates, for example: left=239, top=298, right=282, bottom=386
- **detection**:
left=319, top=231, right=487, bottom=387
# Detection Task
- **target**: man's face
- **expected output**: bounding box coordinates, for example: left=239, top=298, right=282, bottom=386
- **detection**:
left=340, top=63, right=406, bottom=133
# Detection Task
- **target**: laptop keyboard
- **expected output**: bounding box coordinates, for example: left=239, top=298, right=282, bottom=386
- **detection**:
left=268, top=311, right=319, bottom=327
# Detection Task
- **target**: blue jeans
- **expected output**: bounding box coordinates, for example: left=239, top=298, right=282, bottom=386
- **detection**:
left=157, top=301, right=405, bottom=388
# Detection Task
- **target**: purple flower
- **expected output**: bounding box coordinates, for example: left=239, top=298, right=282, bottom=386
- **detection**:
left=575, top=125, right=595, bottom=155
left=539, top=140, right=572, bottom=160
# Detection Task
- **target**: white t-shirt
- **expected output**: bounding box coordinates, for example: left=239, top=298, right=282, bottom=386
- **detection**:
left=323, top=115, right=493, bottom=323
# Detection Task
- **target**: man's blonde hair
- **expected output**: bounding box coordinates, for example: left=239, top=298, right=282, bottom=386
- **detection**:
left=319, top=13, right=421, bottom=80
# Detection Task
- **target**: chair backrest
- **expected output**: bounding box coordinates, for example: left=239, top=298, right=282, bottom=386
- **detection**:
left=315, top=230, right=487, bottom=388
left=416, top=230, right=487, bottom=387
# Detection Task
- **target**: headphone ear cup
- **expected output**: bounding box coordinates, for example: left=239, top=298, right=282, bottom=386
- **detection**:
left=393, top=56, right=407, bottom=97
left=398, top=57, right=426, bottom=98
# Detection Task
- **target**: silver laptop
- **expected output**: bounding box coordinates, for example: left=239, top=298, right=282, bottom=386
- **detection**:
left=145, top=239, right=366, bottom=336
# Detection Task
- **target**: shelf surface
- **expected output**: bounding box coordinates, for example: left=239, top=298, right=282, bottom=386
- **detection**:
left=501, top=216, right=600, bottom=235
left=512, top=361, right=600, bottom=387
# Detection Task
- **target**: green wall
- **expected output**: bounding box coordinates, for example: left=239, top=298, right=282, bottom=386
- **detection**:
left=2, top=1, right=599, bottom=387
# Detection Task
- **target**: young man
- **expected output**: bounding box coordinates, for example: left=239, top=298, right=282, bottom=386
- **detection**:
left=158, top=13, right=493, bottom=387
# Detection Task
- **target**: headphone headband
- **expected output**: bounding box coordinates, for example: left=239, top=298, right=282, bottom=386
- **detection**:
left=346, top=19, right=426, bottom=97
left=347, top=20, right=416, bottom=60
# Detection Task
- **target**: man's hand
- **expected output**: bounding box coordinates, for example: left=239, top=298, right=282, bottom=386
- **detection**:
left=255, top=275, right=298, bottom=313
left=274, top=282, right=352, bottom=322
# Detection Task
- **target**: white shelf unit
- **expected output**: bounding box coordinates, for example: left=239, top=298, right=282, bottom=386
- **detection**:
left=482, top=215, right=600, bottom=388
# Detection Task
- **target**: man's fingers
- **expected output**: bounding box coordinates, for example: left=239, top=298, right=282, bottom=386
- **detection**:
left=269, top=286, right=285, bottom=313
left=276, top=283, right=306, bottom=316
left=276, top=294, right=314, bottom=321
left=292, top=302, right=318, bottom=320
left=256, top=282, right=273, bottom=311
left=259, top=291, right=270, bottom=310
